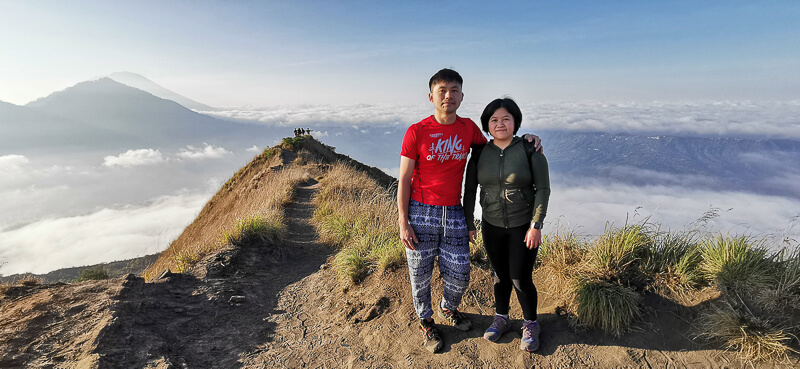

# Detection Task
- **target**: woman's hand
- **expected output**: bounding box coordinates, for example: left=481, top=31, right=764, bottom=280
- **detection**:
left=524, top=226, right=541, bottom=250
left=468, top=230, right=478, bottom=244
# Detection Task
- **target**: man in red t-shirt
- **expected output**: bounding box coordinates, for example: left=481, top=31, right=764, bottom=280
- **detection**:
left=398, top=68, right=540, bottom=353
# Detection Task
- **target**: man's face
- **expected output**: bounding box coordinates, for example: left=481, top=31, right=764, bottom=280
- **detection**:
left=428, top=81, right=463, bottom=114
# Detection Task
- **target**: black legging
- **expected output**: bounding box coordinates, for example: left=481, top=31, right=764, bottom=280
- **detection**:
left=481, top=221, right=539, bottom=321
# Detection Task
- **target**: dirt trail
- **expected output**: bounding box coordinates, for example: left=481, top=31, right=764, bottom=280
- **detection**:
left=93, top=179, right=332, bottom=368
left=3, top=177, right=799, bottom=368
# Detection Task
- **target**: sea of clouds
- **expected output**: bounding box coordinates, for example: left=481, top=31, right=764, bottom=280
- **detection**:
left=2, top=101, right=799, bottom=275
left=0, top=143, right=256, bottom=275
left=205, top=100, right=800, bottom=139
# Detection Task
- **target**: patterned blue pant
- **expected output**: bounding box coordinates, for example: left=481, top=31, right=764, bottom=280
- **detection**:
left=406, top=199, right=471, bottom=319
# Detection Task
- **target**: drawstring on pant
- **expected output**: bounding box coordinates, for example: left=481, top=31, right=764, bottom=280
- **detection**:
left=442, top=206, right=447, bottom=238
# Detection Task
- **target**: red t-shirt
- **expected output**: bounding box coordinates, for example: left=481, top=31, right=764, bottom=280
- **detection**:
left=401, top=115, right=488, bottom=206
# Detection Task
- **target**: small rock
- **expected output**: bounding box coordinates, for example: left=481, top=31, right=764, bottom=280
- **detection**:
left=230, top=295, right=246, bottom=304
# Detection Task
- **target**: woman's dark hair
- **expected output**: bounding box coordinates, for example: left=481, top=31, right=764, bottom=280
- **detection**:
left=480, top=97, right=522, bottom=134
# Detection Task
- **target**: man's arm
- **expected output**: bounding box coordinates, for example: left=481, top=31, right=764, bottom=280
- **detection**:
left=397, top=156, right=419, bottom=250
left=463, top=148, right=480, bottom=243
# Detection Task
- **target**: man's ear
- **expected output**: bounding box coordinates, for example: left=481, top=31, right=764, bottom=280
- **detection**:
left=428, top=92, right=433, bottom=103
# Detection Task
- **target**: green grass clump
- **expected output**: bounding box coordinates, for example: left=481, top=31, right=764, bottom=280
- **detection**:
left=567, top=222, right=651, bottom=336
left=76, top=266, right=110, bottom=282
left=171, top=250, right=203, bottom=273
left=281, top=136, right=305, bottom=151
left=639, top=230, right=704, bottom=294
left=334, top=246, right=369, bottom=286
left=313, top=206, right=362, bottom=246
left=700, top=234, right=773, bottom=291
left=371, top=234, right=405, bottom=271
left=573, top=277, right=642, bottom=337
left=226, top=214, right=287, bottom=246
left=757, top=247, right=800, bottom=313
left=263, top=147, right=280, bottom=159
left=588, top=222, right=652, bottom=281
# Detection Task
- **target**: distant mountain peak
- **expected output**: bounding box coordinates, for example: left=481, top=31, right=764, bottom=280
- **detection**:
left=105, top=72, right=216, bottom=111
left=107, top=71, right=149, bottom=80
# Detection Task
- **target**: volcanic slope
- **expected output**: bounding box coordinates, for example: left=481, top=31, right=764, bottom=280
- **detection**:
left=1, top=136, right=796, bottom=368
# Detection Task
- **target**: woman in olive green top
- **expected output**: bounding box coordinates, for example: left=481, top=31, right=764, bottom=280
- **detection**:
left=463, top=97, right=550, bottom=352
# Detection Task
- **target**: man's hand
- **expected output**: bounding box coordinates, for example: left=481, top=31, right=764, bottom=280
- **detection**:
left=468, top=230, right=478, bottom=244
left=521, top=134, right=543, bottom=152
left=524, top=226, right=541, bottom=250
left=397, top=156, right=418, bottom=250
left=400, top=222, right=419, bottom=250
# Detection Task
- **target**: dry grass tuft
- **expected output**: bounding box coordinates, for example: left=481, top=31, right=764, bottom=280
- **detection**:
left=539, top=229, right=587, bottom=277
left=698, top=299, right=796, bottom=362
left=0, top=282, right=12, bottom=297
left=18, top=275, right=42, bottom=287
left=469, top=220, right=487, bottom=265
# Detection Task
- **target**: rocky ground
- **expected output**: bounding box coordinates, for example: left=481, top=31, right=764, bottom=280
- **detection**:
left=2, top=180, right=798, bottom=368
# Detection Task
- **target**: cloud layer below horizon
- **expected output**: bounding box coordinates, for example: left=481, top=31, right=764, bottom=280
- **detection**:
left=205, top=100, right=800, bottom=139
left=2, top=180, right=797, bottom=276
left=3, top=101, right=800, bottom=276
left=0, top=193, right=209, bottom=275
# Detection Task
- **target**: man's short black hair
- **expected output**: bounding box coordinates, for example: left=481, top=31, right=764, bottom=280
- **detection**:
left=480, top=97, right=523, bottom=134
left=429, top=68, right=463, bottom=91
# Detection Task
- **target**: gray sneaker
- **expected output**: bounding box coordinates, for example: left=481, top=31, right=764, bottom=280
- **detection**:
left=419, top=319, right=443, bottom=353
left=438, top=307, right=472, bottom=331
left=520, top=320, right=541, bottom=352
left=483, top=315, right=511, bottom=342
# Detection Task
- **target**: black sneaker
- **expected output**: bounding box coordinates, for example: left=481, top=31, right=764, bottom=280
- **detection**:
left=438, top=307, right=472, bottom=331
left=419, top=319, right=443, bottom=353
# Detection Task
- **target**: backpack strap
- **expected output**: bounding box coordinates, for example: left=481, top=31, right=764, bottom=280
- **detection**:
left=522, top=139, right=534, bottom=168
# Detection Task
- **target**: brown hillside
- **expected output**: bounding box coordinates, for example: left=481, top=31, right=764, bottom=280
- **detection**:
left=1, top=136, right=797, bottom=368
left=143, top=136, right=395, bottom=280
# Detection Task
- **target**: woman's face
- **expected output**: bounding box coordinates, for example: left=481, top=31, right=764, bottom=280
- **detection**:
left=488, top=107, right=514, bottom=141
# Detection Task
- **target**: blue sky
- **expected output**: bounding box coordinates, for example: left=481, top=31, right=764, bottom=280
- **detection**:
left=1, top=0, right=799, bottom=107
